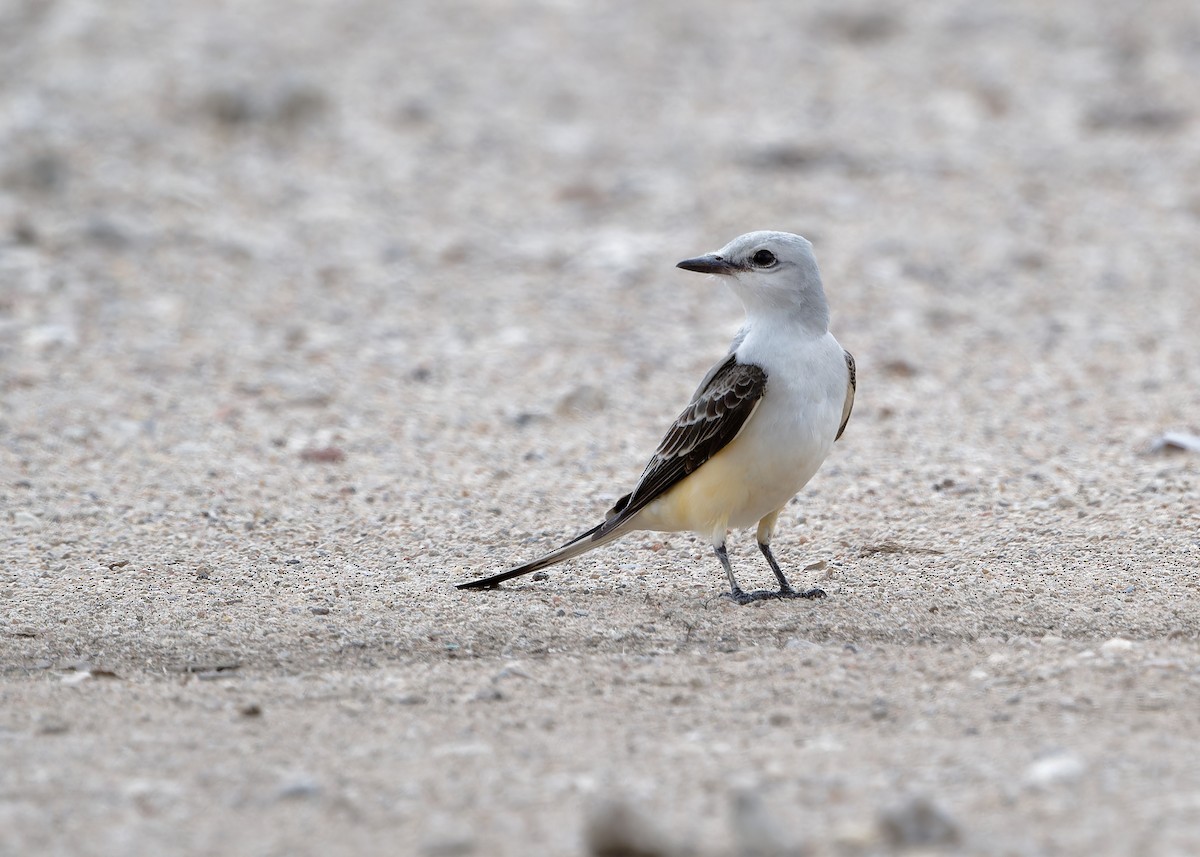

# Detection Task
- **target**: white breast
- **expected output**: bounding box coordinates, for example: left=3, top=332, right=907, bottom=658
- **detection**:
left=721, top=326, right=848, bottom=528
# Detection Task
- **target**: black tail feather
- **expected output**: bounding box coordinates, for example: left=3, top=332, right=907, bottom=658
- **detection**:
left=455, top=521, right=610, bottom=590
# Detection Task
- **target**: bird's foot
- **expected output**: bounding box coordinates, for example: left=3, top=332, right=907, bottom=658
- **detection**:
left=723, top=587, right=761, bottom=605
left=723, top=586, right=826, bottom=605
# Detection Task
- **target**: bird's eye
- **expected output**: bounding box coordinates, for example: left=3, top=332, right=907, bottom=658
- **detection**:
left=751, top=249, right=777, bottom=267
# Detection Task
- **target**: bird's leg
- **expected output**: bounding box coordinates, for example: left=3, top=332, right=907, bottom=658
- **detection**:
left=758, top=541, right=825, bottom=600
left=757, top=513, right=825, bottom=600
left=758, top=539, right=795, bottom=592
left=714, top=543, right=753, bottom=605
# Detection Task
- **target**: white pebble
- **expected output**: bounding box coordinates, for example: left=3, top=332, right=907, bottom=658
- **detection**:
left=1100, top=637, right=1136, bottom=656
left=13, top=511, right=42, bottom=530
left=1025, top=752, right=1086, bottom=788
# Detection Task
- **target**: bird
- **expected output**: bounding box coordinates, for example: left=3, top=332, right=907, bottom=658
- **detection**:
left=457, top=231, right=856, bottom=603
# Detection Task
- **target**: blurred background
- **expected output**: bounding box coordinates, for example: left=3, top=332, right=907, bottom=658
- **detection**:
left=4, top=0, right=1198, bottom=566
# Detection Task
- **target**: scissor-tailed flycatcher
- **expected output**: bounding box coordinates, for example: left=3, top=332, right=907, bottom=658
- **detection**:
left=457, top=231, right=856, bottom=603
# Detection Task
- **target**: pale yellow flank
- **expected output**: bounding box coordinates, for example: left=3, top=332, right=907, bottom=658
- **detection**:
left=636, top=443, right=747, bottom=538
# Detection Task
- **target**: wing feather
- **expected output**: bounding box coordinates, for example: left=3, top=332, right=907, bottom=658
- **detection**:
left=836, top=349, right=856, bottom=441
left=598, top=355, right=767, bottom=536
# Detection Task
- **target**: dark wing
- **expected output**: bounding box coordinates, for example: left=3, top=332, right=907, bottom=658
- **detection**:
left=598, top=354, right=767, bottom=536
left=836, top=349, right=856, bottom=441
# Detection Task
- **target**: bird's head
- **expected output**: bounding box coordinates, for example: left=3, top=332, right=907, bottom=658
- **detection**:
left=676, top=231, right=829, bottom=332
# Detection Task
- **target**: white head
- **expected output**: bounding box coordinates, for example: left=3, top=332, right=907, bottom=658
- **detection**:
left=676, top=231, right=829, bottom=334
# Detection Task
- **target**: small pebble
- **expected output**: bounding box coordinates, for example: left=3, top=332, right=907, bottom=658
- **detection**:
left=421, top=835, right=477, bottom=856
left=275, top=777, right=322, bottom=800
left=1099, top=637, right=1135, bottom=656
left=422, top=835, right=477, bottom=854
left=730, top=785, right=798, bottom=857
left=583, top=796, right=672, bottom=857
left=878, top=795, right=961, bottom=847
left=37, top=716, right=70, bottom=735
left=1024, top=752, right=1086, bottom=788
left=300, top=446, right=346, bottom=463
left=470, top=686, right=504, bottom=703
left=1146, top=431, right=1200, bottom=454
left=785, top=638, right=821, bottom=652
left=13, top=511, right=42, bottom=530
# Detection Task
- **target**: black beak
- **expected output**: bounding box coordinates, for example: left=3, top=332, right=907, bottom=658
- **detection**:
left=676, top=254, right=738, bottom=275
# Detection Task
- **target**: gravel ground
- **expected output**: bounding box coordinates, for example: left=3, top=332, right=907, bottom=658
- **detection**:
left=2, top=1, right=1200, bottom=855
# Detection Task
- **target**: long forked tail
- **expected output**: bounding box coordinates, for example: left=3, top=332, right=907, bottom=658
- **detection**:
left=455, top=520, right=627, bottom=590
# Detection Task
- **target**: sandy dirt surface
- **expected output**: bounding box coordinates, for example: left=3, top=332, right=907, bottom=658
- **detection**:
left=3, top=1, right=1200, bottom=855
